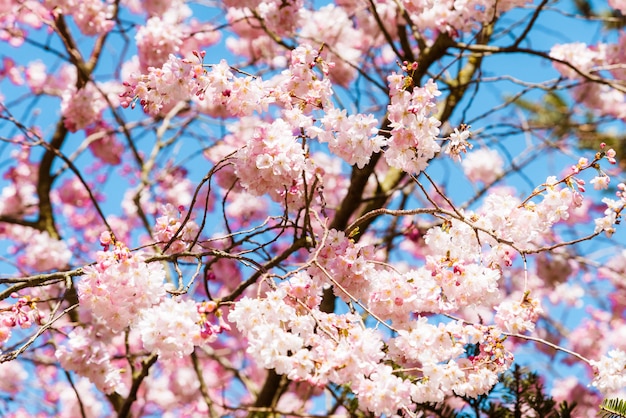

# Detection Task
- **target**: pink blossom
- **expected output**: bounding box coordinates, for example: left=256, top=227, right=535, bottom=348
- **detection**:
left=298, top=5, right=362, bottom=86
left=594, top=197, right=624, bottom=237
left=590, top=349, right=626, bottom=394
left=154, top=203, right=199, bottom=254
left=308, top=108, right=386, bottom=168
left=1, top=57, right=24, bottom=85
left=61, top=82, right=107, bottom=132
left=0, top=358, right=27, bottom=394
left=385, top=75, right=442, bottom=174
left=495, top=294, right=543, bottom=334
left=0, top=146, right=38, bottom=217
left=3, top=225, right=72, bottom=272
left=139, top=0, right=181, bottom=17
left=55, top=326, right=126, bottom=394
left=550, top=42, right=602, bottom=78
left=590, top=174, right=610, bottom=190
left=444, top=127, right=473, bottom=161
left=135, top=17, right=184, bottom=70
left=85, top=122, right=124, bottom=165
left=77, top=243, right=166, bottom=332
left=44, top=0, right=114, bottom=35
left=233, top=118, right=308, bottom=203
left=56, top=378, right=106, bottom=418
left=136, top=297, right=202, bottom=359
left=462, top=148, right=504, bottom=184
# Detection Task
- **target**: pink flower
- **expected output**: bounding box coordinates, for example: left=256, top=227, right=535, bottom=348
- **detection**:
left=309, top=108, right=386, bottom=168
left=0, top=361, right=28, bottom=394
left=385, top=75, right=442, bottom=174
left=136, top=17, right=184, bottom=70
left=86, top=122, right=124, bottom=165
left=61, top=83, right=107, bottom=132
left=233, top=118, right=308, bottom=203
left=445, top=127, right=473, bottom=161
left=590, top=349, right=626, bottom=394
left=550, top=42, right=602, bottom=78
left=495, top=295, right=543, bottom=334
left=77, top=243, right=166, bottom=332
left=462, top=148, right=504, bottom=184
left=55, top=326, right=126, bottom=394
left=590, top=175, right=610, bottom=190
left=137, top=297, right=202, bottom=359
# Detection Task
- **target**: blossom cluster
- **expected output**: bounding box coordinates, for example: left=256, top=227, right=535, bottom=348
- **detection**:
left=229, top=284, right=400, bottom=415
left=226, top=225, right=529, bottom=413
left=122, top=44, right=382, bottom=207
left=0, top=0, right=49, bottom=46
left=0, top=146, right=38, bottom=217
left=495, top=293, right=544, bottom=334
left=136, top=297, right=204, bottom=359
left=76, top=241, right=166, bottom=332
left=297, top=4, right=363, bottom=86
left=85, top=121, right=124, bottom=165
left=384, top=73, right=442, bottom=174
left=444, top=127, right=473, bottom=161
left=0, top=361, right=28, bottom=394
left=590, top=349, right=626, bottom=394
left=154, top=204, right=200, bottom=254
left=224, top=7, right=287, bottom=69
left=550, top=38, right=626, bottom=121
left=23, top=60, right=77, bottom=96
left=233, top=118, right=307, bottom=203
left=594, top=195, right=626, bottom=238
left=121, top=54, right=270, bottom=117
left=56, top=326, right=126, bottom=394
left=0, top=294, right=46, bottom=350
left=44, top=0, right=114, bottom=36
left=308, top=229, right=380, bottom=303
left=120, top=53, right=206, bottom=115
left=249, top=0, right=303, bottom=37
left=133, top=1, right=220, bottom=70
left=391, top=320, right=512, bottom=399
left=274, top=43, right=334, bottom=114
left=1, top=294, right=44, bottom=331
left=402, top=0, right=532, bottom=34
left=310, top=228, right=503, bottom=323
left=136, top=16, right=185, bottom=70
left=308, top=108, right=386, bottom=169
left=229, top=272, right=513, bottom=416
left=225, top=4, right=362, bottom=86
left=2, top=224, right=72, bottom=272
left=60, top=82, right=108, bottom=132
left=440, top=172, right=595, bottom=268
left=195, top=59, right=270, bottom=117
left=599, top=249, right=626, bottom=291
left=55, top=230, right=226, bottom=393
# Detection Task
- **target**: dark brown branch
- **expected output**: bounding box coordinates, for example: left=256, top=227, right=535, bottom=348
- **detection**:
left=248, top=369, right=284, bottom=417
left=36, top=118, right=67, bottom=239
left=191, top=351, right=218, bottom=418
left=116, top=354, right=158, bottom=418
left=367, top=0, right=403, bottom=61
left=65, top=370, right=87, bottom=418
left=439, top=23, right=494, bottom=122
left=218, top=236, right=312, bottom=304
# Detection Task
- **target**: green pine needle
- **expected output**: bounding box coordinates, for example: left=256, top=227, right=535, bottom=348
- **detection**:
left=598, top=398, right=626, bottom=418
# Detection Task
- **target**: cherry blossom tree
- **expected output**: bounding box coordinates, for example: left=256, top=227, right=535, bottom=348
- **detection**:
left=1, top=0, right=626, bottom=416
